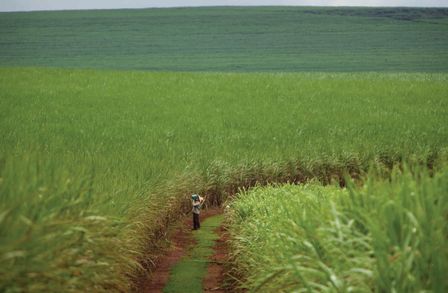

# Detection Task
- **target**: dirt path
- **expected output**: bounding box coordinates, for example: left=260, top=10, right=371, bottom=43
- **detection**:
left=203, top=223, right=229, bottom=292
left=140, top=208, right=227, bottom=293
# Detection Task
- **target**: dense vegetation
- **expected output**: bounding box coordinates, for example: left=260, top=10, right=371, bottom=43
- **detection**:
left=227, top=166, right=448, bottom=292
left=1, top=7, right=448, bottom=72
left=1, top=5, right=448, bottom=292
left=1, top=67, right=447, bottom=291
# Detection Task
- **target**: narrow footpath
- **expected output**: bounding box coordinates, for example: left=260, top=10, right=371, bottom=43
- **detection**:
left=141, top=208, right=228, bottom=293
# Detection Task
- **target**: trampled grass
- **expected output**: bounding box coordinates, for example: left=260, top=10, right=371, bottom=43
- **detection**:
left=227, top=167, right=448, bottom=292
left=1, top=7, right=448, bottom=72
left=1, top=67, right=447, bottom=291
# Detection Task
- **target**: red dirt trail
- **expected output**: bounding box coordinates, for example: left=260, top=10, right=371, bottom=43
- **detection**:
left=203, top=223, right=229, bottom=293
left=140, top=208, right=228, bottom=293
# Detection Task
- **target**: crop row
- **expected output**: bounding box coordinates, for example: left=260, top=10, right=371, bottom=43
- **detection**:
left=227, top=166, right=448, bottom=292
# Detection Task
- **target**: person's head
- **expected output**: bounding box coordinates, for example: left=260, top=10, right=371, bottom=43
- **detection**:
left=191, top=194, right=199, bottom=201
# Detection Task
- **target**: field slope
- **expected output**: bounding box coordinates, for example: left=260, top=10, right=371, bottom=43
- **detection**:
left=1, top=7, right=448, bottom=71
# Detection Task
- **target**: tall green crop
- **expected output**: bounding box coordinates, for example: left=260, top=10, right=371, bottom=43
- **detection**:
left=1, top=67, right=447, bottom=291
left=227, top=167, right=448, bottom=292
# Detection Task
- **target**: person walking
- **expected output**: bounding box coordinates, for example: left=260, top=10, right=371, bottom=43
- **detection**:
left=191, top=194, right=205, bottom=230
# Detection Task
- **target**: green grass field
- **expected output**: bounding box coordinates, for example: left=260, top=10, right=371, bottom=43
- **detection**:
left=1, top=67, right=447, bottom=291
left=2, top=68, right=447, bottom=185
left=1, top=6, right=448, bottom=293
left=1, top=7, right=448, bottom=71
